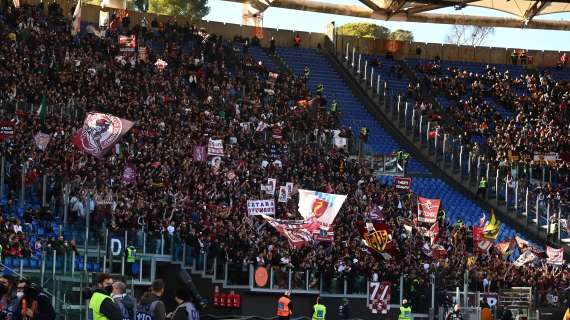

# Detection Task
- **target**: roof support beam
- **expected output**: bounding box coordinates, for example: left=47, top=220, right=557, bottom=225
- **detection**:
left=358, top=0, right=383, bottom=11
left=523, top=0, right=547, bottom=23
left=386, top=0, right=408, bottom=19
left=224, top=0, right=570, bottom=30
left=405, top=4, right=451, bottom=14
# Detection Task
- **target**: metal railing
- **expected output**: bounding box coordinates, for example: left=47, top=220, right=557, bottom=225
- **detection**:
left=336, top=42, right=570, bottom=246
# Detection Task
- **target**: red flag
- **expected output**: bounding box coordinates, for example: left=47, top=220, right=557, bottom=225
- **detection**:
left=431, top=244, right=447, bottom=260
left=72, top=112, right=134, bottom=158
left=473, top=226, right=492, bottom=252
left=417, top=196, right=441, bottom=224
left=0, top=119, right=15, bottom=141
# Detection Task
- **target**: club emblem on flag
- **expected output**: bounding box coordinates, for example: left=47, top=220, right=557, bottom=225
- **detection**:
left=73, top=112, right=133, bottom=158
left=312, top=199, right=329, bottom=218
left=78, top=114, right=122, bottom=154
left=366, top=229, right=389, bottom=252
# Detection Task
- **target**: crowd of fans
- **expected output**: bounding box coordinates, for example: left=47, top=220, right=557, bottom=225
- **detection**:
left=0, top=3, right=567, bottom=311
left=413, top=59, right=570, bottom=202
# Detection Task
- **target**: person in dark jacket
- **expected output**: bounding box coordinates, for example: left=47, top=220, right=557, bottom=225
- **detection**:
left=88, top=273, right=123, bottom=320
left=16, top=279, right=56, bottom=320
left=136, top=279, right=166, bottom=320
left=169, top=287, right=198, bottom=320
left=112, top=281, right=136, bottom=320
left=338, top=298, right=349, bottom=319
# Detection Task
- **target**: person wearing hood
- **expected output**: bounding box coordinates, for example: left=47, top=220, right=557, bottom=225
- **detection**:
left=136, top=279, right=166, bottom=320
left=16, top=279, right=56, bottom=320
left=89, top=273, right=123, bottom=320
left=112, top=281, right=136, bottom=320
left=0, top=275, right=19, bottom=320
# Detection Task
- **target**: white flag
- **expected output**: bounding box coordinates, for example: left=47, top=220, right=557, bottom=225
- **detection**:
left=278, top=186, right=287, bottom=203
left=297, top=189, right=347, bottom=225
left=266, top=178, right=277, bottom=195
left=513, top=250, right=536, bottom=267
left=546, top=246, right=564, bottom=265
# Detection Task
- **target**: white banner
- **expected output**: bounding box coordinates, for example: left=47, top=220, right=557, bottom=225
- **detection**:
left=333, top=130, right=347, bottom=149
left=286, top=182, right=294, bottom=199
left=266, top=178, right=277, bottom=195
left=207, top=138, right=224, bottom=156
left=247, top=199, right=275, bottom=216
left=297, top=189, right=347, bottom=225
left=547, top=246, right=564, bottom=265
left=513, top=250, right=537, bottom=267
left=278, top=186, right=288, bottom=203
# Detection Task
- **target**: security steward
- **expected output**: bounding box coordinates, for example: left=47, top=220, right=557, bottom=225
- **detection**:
left=399, top=299, right=412, bottom=320
left=316, top=82, right=324, bottom=96
left=359, top=127, right=369, bottom=143
left=312, top=296, right=326, bottom=320
left=477, top=177, right=488, bottom=198
left=276, top=290, right=292, bottom=320
left=89, top=273, right=123, bottom=320
left=330, top=99, right=337, bottom=113
left=126, top=243, right=136, bottom=276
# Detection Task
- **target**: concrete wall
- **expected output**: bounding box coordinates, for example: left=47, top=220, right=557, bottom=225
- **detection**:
left=71, top=4, right=564, bottom=67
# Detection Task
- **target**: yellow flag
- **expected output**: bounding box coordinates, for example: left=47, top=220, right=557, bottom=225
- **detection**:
left=483, top=213, right=501, bottom=240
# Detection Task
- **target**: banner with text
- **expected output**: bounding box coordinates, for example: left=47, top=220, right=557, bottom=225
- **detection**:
left=417, top=196, right=440, bottom=224
left=247, top=199, right=275, bottom=216
left=394, top=177, right=412, bottom=191
left=207, top=139, right=224, bottom=156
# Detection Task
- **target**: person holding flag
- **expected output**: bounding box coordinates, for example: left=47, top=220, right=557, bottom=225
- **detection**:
left=37, top=95, right=47, bottom=123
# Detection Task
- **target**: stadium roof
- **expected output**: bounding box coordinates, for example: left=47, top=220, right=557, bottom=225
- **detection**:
left=229, top=0, right=570, bottom=30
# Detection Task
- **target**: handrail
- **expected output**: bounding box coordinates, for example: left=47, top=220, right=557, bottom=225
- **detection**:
left=333, top=41, right=570, bottom=251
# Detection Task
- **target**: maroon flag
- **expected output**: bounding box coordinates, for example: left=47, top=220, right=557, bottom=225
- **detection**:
left=0, top=120, right=15, bottom=141
left=122, top=163, right=137, bottom=184
left=193, top=145, right=207, bottom=162
left=394, top=177, right=412, bottom=191
left=431, top=244, right=447, bottom=259
left=368, top=281, right=391, bottom=314
left=119, top=35, right=137, bottom=52
left=272, top=125, right=283, bottom=141
left=417, top=196, right=440, bottom=223
left=72, top=112, right=134, bottom=158
left=473, top=226, right=492, bottom=252
left=34, top=132, right=51, bottom=151
left=262, top=215, right=333, bottom=248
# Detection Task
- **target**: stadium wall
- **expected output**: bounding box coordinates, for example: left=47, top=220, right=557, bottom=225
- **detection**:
left=21, top=0, right=563, bottom=67
left=13, top=0, right=569, bottom=66
left=153, top=262, right=399, bottom=319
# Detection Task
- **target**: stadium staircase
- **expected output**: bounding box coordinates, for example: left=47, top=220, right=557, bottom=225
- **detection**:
left=316, top=39, right=568, bottom=251
left=274, top=45, right=528, bottom=242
